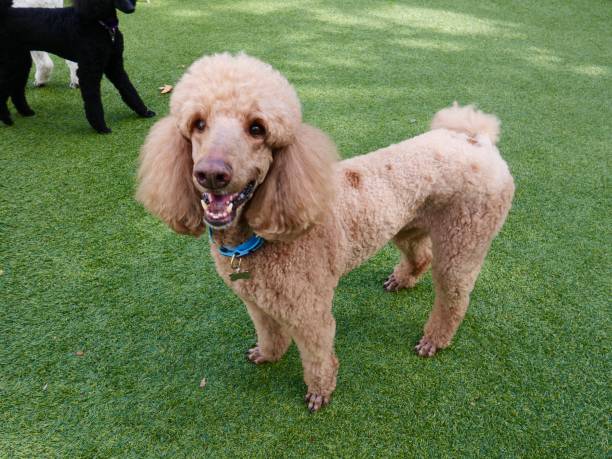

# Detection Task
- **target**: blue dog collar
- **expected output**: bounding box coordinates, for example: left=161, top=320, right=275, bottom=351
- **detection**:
left=208, top=227, right=265, bottom=258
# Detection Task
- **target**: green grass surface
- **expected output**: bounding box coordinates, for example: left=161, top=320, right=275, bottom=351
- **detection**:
left=1, top=0, right=610, bottom=456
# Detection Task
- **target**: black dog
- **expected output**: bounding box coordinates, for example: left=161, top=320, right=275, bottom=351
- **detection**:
left=0, top=0, right=155, bottom=133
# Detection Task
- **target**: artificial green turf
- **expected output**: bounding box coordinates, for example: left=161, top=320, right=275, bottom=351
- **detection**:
left=1, top=0, right=610, bottom=456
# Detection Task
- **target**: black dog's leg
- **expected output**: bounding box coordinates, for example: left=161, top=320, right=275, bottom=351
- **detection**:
left=10, top=52, right=35, bottom=117
left=104, top=58, right=155, bottom=118
left=0, top=92, right=13, bottom=126
left=77, top=65, right=111, bottom=134
left=0, top=65, right=12, bottom=125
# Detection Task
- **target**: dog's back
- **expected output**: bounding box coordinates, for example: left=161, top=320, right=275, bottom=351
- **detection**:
left=13, top=0, right=62, bottom=7
left=329, top=104, right=513, bottom=273
left=0, top=6, right=77, bottom=59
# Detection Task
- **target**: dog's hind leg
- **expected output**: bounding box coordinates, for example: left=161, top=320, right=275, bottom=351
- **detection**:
left=245, top=302, right=292, bottom=364
left=104, top=58, right=155, bottom=118
left=31, top=51, right=54, bottom=87
left=10, top=53, right=35, bottom=117
left=384, top=227, right=432, bottom=292
left=415, top=199, right=509, bottom=357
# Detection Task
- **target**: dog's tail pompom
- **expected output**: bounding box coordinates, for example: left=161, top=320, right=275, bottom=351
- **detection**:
left=430, top=102, right=500, bottom=145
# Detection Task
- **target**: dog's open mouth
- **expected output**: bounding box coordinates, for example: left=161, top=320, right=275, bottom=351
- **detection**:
left=201, top=181, right=256, bottom=227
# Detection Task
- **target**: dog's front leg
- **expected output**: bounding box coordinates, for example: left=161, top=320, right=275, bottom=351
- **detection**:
left=292, top=310, right=339, bottom=412
left=77, top=66, right=110, bottom=134
left=245, top=302, right=291, bottom=364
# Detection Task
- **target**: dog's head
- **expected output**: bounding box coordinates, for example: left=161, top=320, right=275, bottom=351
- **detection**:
left=137, top=53, right=337, bottom=241
left=114, top=0, right=136, bottom=14
left=74, top=0, right=136, bottom=18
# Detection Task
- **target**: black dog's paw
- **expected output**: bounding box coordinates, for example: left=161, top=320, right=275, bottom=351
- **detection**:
left=141, top=109, right=156, bottom=118
left=1, top=117, right=14, bottom=126
left=96, top=126, right=112, bottom=134
left=20, top=109, right=35, bottom=117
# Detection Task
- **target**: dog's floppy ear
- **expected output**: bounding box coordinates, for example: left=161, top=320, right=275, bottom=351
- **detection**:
left=136, top=116, right=204, bottom=236
left=246, top=123, right=338, bottom=241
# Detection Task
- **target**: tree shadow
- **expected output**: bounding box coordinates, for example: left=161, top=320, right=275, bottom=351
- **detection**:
left=124, top=0, right=609, bottom=156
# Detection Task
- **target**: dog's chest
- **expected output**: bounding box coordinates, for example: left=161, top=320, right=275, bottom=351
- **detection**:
left=211, top=250, right=261, bottom=301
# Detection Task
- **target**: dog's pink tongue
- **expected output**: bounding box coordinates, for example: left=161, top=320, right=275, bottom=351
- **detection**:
left=208, top=193, right=233, bottom=212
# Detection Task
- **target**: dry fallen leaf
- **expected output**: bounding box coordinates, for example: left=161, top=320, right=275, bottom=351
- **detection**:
left=159, top=84, right=173, bottom=94
left=75, top=351, right=84, bottom=357
left=199, top=378, right=207, bottom=389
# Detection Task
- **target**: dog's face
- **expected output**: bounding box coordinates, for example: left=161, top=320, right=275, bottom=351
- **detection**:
left=74, top=0, right=136, bottom=18
left=171, top=54, right=302, bottom=230
left=114, top=0, right=136, bottom=14
left=187, top=111, right=274, bottom=229
left=137, top=53, right=337, bottom=240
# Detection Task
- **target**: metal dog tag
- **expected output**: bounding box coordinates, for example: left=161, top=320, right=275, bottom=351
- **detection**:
left=229, top=255, right=251, bottom=281
left=230, top=271, right=251, bottom=281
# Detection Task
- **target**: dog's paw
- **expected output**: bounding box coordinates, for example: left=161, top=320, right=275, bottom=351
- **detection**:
left=383, top=272, right=416, bottom=292
left=33, top=81, right=46, bottom=88
left=304, top=392, right=330, bottom=413
left=69, top=82, right=80, bottom=89
left=246, top=345, right=271, bottom=364
left=1, top=117, right=14, bottom=126
left=415, top=336, right=439, bottom=357
left=383, top=273, right=402, bottom=292
left=19, top=108, right=35, bottom=117
left=96, top=126, right=112, bottom=134
left=142, top=109, right=156, bottom=118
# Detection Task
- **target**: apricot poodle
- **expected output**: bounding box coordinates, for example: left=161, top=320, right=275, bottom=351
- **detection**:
left=136, top=53, right=515, bottom=412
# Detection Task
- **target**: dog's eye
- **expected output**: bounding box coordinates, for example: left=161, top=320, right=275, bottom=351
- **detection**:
left=194, top=119, right=206, bottom=132
left=249, top=122, right=266, bottom=138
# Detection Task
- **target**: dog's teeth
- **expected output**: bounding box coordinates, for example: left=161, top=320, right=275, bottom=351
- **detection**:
left=201, top=199, right=208, bottom=210
left=208, top=209, right=230, bottom=220
left=226, top=202, right=233, bottom=213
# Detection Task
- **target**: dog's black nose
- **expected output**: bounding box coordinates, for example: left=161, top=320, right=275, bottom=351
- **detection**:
left=194, top=159, right=233, bottom=190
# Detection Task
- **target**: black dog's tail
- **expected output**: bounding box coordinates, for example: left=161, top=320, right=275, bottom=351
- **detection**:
left=0, top=0, right=12, bottom=15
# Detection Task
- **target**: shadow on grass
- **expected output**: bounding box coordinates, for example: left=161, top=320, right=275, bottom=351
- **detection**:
left=5, top=0, right=609, bottom=150
left=119, top=0, right=610, bottom=156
